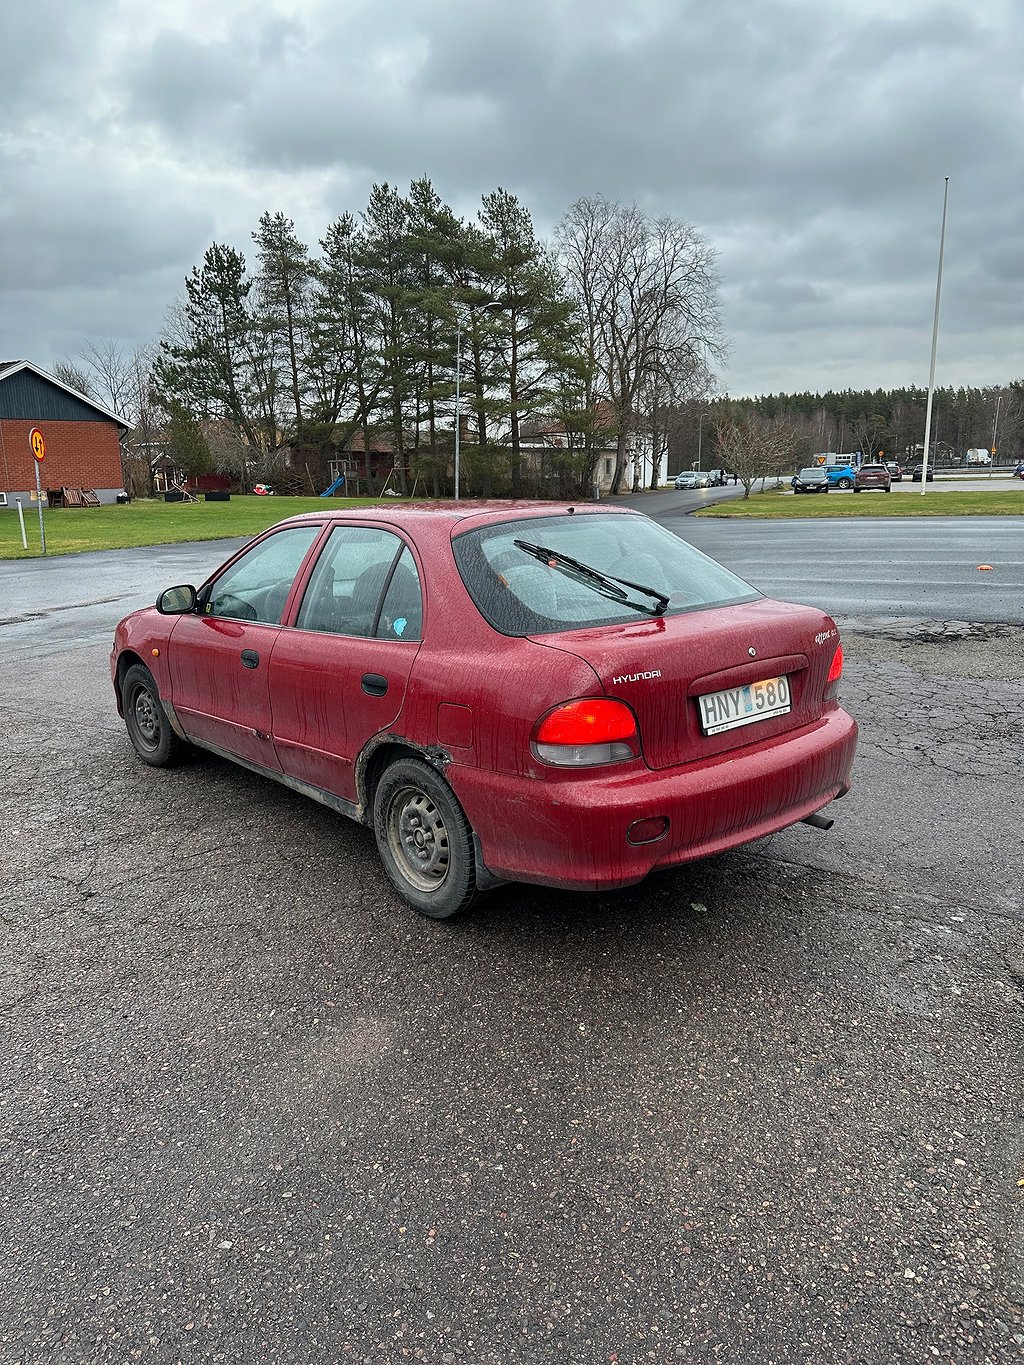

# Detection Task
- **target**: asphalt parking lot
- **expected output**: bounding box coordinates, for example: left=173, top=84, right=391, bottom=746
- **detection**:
left=1, top=529, right=1022, bottom=1364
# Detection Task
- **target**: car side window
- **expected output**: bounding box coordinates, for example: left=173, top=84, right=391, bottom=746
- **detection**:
left=204, top=527, right=320, bottom=623
left=377, top=546, right=422, bottom=640
left=296, top=528, right=422, bottom=640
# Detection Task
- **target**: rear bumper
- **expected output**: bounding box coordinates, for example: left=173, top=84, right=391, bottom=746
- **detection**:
left=447, top=708, right=858, bottom=893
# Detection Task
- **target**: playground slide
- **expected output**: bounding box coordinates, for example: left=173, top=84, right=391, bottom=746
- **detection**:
left=320, top=475, right=345, bottom=497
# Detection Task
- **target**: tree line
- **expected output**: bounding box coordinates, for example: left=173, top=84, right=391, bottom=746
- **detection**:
left=73, top=181, right=719, bottom=498
left=668, top=381, right=1023, bottom=486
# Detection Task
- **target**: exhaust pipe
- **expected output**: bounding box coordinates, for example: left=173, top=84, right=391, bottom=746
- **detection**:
left=801, top=811, right=834, bottom=830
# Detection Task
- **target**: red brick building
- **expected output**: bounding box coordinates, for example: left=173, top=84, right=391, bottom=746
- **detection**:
left=0, top=361, right=128, bottom=510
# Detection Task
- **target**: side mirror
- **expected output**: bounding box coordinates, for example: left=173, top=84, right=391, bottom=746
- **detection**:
left=156, top=584, right=198, bottom=614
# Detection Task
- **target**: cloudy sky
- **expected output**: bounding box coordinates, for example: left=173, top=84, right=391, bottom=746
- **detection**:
left=1, top=0, right=1021, bottom=397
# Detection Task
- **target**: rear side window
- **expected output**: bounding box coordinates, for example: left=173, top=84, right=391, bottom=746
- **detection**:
left=296, top=527, right=422, bottom=640
left=453, top=513, right=759, bottom=637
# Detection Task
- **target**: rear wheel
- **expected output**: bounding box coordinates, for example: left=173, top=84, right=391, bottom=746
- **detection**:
left=838, top=478, right=853, bottom=489
left=373, top=757, right=478, bottom=919
left=121, top=663, right=181, bottom=767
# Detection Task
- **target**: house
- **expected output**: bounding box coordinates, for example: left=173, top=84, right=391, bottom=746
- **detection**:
left=508, top=409, right=655, bottom=493
left=0, top=361, right=128, bottom=509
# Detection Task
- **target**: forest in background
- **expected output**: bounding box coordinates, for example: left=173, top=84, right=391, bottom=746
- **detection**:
left=668, top=382, right=1022, bottom=478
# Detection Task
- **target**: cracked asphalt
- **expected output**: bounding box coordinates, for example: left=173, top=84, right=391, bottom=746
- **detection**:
left=1, top=528, right=1022, bottom=1364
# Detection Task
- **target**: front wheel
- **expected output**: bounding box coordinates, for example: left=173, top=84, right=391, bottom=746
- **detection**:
left=838, top=478, right=853, bottom=490
left=121, top=663, right=182, bottom=767
left=373, top=757, right=478, bottom=919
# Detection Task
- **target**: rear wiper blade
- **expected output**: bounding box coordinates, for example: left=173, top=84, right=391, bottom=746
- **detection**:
left=512, top=540, right=669, bottom=615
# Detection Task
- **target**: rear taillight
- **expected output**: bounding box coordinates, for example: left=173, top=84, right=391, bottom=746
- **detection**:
left=825, top=643, right=843, bottom=700
left=533, top=698, right=640, bottom=767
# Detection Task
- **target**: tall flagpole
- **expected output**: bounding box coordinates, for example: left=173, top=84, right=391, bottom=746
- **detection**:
left=919, top=177, right=949, bottom=494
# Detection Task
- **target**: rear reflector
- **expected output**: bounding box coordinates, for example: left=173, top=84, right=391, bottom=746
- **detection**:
left=627, top=816, right=669, bottom=845
left=534, top=698, right=639, bottom=767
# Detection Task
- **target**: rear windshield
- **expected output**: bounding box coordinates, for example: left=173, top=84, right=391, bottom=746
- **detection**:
left=452, top=512, right=760, bottom=637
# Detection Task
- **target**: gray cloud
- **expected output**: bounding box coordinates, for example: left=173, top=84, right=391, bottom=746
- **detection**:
left=0, top=0, right=1021, bottom=392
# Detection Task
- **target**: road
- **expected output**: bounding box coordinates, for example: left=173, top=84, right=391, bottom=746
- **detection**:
left=1, top=518, right=1022, bottom=1363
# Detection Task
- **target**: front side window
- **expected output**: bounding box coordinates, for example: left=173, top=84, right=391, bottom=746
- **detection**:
left=204, top=526, right=320, bottom=623
left=453, top=513, right=760, bottom=637
left=296, top=527, right=422, bottom=640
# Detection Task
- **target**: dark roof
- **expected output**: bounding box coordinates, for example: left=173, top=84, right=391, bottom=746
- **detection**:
left=341, top=426, right=401, bottom=453
left=0, top=360, right=128, bottom=428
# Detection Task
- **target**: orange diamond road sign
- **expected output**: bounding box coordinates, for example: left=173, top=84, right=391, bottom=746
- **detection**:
left=29, top=428, right=46, bottom=462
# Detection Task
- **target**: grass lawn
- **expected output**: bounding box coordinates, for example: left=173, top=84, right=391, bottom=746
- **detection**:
left=696, top=488, right=1024, bottom=518
left=5, top=487, right=1024, bottom=559
left=0, top=496, right=393, bottom=559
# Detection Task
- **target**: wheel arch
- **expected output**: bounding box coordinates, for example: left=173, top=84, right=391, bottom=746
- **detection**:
left=357, top=736, right=451, bottom=826
left=358, top=739, right=507, bottom=893
left=114, top=649, right=147, bottom=716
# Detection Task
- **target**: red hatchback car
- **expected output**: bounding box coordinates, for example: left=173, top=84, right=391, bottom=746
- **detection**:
left=111, top=504, right=857, bottom=918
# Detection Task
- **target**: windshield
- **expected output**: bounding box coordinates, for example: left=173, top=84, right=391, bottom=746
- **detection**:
left=452, top=512, right=760, bottom=637
left=798, top=468, right=823, bottom=478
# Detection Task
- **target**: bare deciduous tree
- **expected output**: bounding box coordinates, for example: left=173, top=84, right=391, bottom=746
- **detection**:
left=716, top=416, right=801, bottom=499
left=556, top=197, right=723, bottom=494
left=55, top=340, right=162, bottom=495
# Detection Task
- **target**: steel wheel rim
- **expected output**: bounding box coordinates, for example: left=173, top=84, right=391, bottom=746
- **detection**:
left=131, top=684, right=160, bottom=750
left=386, top=784, right=451, bottom=892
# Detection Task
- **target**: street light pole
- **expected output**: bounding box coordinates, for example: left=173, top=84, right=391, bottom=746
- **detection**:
left=990, top=393, right=1002, bottom=478
left=920, top=176, right=949, bottom=495
left=697, top=414, right=704, bottom=472
left=454, top=312, right=462, bottom=500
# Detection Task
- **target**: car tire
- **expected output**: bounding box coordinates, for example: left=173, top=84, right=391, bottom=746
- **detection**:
left=838, top=478, right=853, bottom=490
left=121, top=663, right=182, bottom=767
left=853, top=487, right=861, bottom=493
left=373, top=757, right=478, bottom=919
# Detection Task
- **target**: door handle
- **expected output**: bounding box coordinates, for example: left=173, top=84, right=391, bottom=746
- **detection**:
left=361, top=673, right=388, bottom=696
left=241, top=649, right=260, bottom=669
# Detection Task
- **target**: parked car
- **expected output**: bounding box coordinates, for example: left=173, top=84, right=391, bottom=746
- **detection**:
left=853, top=464, right=892, bottom=493
left=791, top=467, right=830, bottom=495
left=1013, top=462, right=1024, bottom=479
left=675, top=471, right=710, bottom=489
left=908, top=464, right=935, bottom=481
left=705, top=468, right=728, bottom=486
left=824, top=464, right=858, bottom=490
left=111, top=504, right=857, bottom=919
left=883, top=462, right=903, bottom=482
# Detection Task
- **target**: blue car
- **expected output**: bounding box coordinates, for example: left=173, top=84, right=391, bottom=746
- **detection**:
left=824, top=464, right=857, bottom=490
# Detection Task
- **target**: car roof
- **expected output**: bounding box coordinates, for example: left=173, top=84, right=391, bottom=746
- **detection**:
left=268, top=501, right=643, bottom=535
